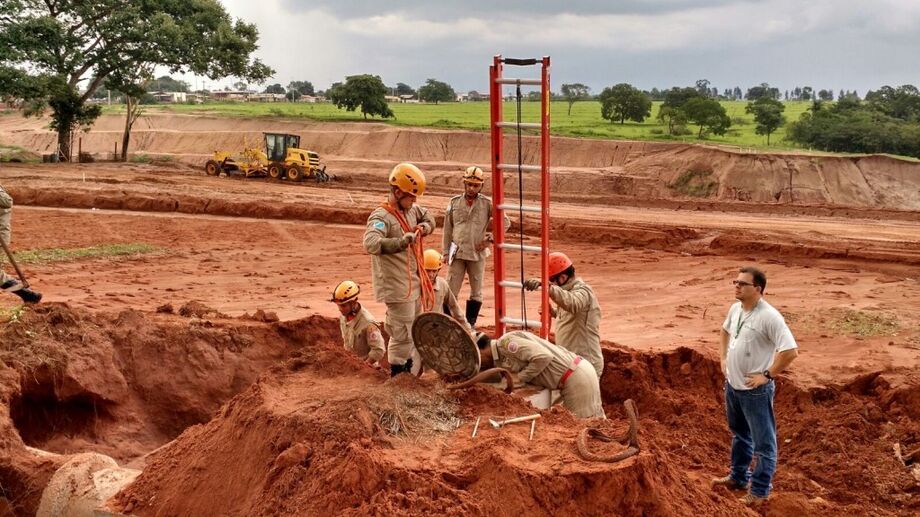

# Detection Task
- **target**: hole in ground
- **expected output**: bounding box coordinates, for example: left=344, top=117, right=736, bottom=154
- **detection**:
left=10, top=391, right=112, bottom=447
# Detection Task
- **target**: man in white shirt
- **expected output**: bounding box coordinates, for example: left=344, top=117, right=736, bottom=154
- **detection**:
left=711, top=266, right=798, bottom=507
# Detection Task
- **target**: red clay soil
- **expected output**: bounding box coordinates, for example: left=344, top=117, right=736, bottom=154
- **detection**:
left=0, top=303, right=339, bottom=514
left=3, top=112, right=920, bottom=210
left=106, top=337, right=919, bottom=516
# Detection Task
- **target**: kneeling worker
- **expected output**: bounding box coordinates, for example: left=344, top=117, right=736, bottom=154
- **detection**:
left=423, top=249, right=472, bottom=332
left=476, top=330, right=605, bottom=419
left=331, top=280, right=385, bottom=367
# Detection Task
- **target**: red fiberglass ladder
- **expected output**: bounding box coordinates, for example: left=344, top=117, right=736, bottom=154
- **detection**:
left=490, top=55, right=551, bottom=339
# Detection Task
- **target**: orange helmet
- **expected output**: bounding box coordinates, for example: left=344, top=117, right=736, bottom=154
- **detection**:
left=423, top=249, right=443, bottom=271
left=389, top=162, right=426, bottom=196
left=463, top=166, right=484, bottom=184
left=548, top=252, right=573, bottom=278
left=331, top=280, right=360, bottom=304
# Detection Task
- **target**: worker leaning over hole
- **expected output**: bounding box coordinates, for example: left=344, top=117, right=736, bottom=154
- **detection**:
left=442, top=166, right=509, bottom=329
left=422, top=249, right=472, bottom=332
left=0, top=183, right=42, bottom=304
left=331, top=280, right=385, bottom=368
left=475, top=330, right=604, bottom=419
left=363, top=163, right=436, bottom=377
left=523, top=252, right=603, bottom=379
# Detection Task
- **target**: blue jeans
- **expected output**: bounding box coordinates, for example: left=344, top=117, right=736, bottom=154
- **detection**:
left=724, top=381, right=777, bottom=497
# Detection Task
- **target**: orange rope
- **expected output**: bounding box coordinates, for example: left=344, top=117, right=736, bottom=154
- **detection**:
left=381, top=202, right=435, bottom=312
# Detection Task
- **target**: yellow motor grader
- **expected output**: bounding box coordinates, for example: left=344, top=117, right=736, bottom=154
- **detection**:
left=204, top=133, right=330, bottom=182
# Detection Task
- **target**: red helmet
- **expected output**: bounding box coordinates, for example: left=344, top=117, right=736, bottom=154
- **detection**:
left=548, top=252, right=573, bottom=278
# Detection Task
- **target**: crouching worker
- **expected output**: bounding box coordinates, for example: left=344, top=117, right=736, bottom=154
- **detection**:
left=475, top=330, right=605, bottom=419
left=332, top=280, right=385, bottom=367
left=423, top=249, right=472, bottom=332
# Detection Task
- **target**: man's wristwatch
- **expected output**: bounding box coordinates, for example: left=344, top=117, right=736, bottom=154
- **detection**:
left=763, top=369, right=773, bottom=380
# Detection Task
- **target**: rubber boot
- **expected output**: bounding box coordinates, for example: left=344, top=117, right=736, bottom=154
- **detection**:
left=389, top=357, right=414, bottom=377
left=465, top=300, right=483, bottom=328
left=1, top=280, right=41, bottom=304
left=14, top=287, right=42, bottom=304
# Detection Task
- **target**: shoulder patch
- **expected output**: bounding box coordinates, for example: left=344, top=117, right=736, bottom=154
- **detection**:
left=507, top=341, right=520, bottom=353
left=373, top=220, right=386, bottom=230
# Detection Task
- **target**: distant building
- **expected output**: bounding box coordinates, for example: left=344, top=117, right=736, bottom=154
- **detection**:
left=249, top=93, right=287, bottom=103
left=211, top=90, right=252, bottom=101
left=152, top=91, right=187, bottom=103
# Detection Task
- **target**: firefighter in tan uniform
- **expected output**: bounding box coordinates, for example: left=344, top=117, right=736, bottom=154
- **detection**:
left=0, top=184, right=41, bottom=303
left=331, top=280, right=385, bottom=366
left=442, top=166, right=509, bottom=328
left=363, top=163, right=437, bottom=377
left=476, top=330, right=604, bottom=419
left=524, top=252, right=603, bottom=378
left=423, top=249, right=472, bottom=332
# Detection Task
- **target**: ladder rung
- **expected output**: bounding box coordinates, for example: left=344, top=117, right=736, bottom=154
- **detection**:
left=495, top=78, right=542, bottom=86
left=497, top=164, right=542, bottom=172
left=499, top=243, right=542, bottom=253
left=499, top=280, right=524, bottom=289
left=496, top=122, right=541, bottom=129
left=501, top=317, right=542, bottom=329
left=497, top=203, right=542, bottom=214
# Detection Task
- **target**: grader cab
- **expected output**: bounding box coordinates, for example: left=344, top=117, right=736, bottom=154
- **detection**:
left=204, top=132, right=330, bottom=182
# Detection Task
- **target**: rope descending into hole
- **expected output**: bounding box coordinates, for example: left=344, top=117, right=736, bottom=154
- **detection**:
left=577, top=399, right=641, bottom=463
left=446, top=368, right=514, bottom=394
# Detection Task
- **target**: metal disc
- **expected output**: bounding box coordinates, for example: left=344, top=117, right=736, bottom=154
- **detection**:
left=411, top=312, right=480, bottom=382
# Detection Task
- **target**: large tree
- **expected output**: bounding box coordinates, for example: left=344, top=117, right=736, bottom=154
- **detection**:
left=327, top=74, right=394, bottom=119
left=682, top=97, right=731, bottom=138
left=598, top=83, right=651, bottom=124
left=745, top=97, right=786, bottom=145
left=746, top=83, right=781, bottom=101
left=263, top=83, right=285, bottom=94
left=288, top=80, right=314, bottom=96
left=560, top=83, right=590, bottom=115
left=661, top=86, right=702, bottom=110
left=395, top=82, right=416, bottom=97
left=417, top=78, right=455, bottom=104
left=0, top=0, right=272, bottom=161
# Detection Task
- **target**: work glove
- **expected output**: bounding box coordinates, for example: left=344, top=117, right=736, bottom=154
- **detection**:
left=401, top=232, right=417, bottom=246
left=523, top=278, right=541, bottom=291
left=415, top=223, right=432, bottom=235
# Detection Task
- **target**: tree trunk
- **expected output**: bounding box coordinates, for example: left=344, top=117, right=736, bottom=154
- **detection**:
left=57, top=129, right=72, bottom=162
left=121, top=96, right=139, bottom=161
left=567, top=101, right=573, bottom=116
left=767, top=132, right=771, bottom=145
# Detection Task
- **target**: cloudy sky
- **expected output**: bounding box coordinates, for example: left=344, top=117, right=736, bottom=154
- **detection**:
left=192, top=0, right=920, bottom=95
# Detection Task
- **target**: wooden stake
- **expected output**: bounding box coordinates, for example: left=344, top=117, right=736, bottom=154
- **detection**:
left=471, top=417, right=481, bottom=438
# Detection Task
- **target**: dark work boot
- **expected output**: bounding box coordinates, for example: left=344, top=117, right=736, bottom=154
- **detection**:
left=14, top=287, right=42, bottom=304
left=2, top=279, right=42, bottom=304
left=390, top=358, right=414, bottom=377
left=465, top=300, right=483, bottom=328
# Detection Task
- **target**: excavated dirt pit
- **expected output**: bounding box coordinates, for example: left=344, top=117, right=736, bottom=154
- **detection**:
left=1, top=304, right=917, bottom=516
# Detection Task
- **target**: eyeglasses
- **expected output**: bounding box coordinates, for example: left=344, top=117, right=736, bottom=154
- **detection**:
left=732, top=280, right=754, bottom=287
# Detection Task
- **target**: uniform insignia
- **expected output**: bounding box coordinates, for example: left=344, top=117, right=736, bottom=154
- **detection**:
left=373, top=220, right=386, bottom=230
left=507, top=341, right=519, bottom=353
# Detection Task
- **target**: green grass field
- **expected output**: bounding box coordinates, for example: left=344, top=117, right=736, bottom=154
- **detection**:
left=123, top=99, right=816, bottom=151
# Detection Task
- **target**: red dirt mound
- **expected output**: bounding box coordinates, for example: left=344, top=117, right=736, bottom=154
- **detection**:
left=112, top=345, right=728, bottom=516
left=0, top=303, right=340, bottom=514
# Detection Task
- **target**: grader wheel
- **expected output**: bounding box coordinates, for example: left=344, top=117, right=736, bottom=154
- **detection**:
left=204, top=160, right=221, bottom=176
left=268, top=164, right=284, bottom=179
left=287, top=164, right=304, bottom=182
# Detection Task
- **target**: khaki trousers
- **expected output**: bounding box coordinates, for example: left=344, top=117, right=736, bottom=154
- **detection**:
left=384, top=299, right=421, bottom=365
left=561, top=361, right=606, bottom=419
left=447, top=258, right=486, bottom=302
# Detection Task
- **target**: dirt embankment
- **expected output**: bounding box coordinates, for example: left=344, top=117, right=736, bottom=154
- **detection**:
left=3, top=112, right=920, bottom=211
left=1, top=304, right=917, bottom=516
left=0, top=303, right=339, bottom=514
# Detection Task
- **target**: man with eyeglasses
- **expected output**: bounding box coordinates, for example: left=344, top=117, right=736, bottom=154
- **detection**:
left=711, top=266, right=798, bottom=507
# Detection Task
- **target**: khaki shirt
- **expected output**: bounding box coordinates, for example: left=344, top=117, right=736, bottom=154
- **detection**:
left=442, top=194, right=509, bottom=262
left=363, top=203, right=436, bottom=303
left=432, top=276, right=470, bottom=330
left=493, top=331, right=579, bottom=389
left=339, top=306, right=385, bottom=362
left=549, top=277, right=604, bottom=378
left=0, top=184, right=11, bottom=245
